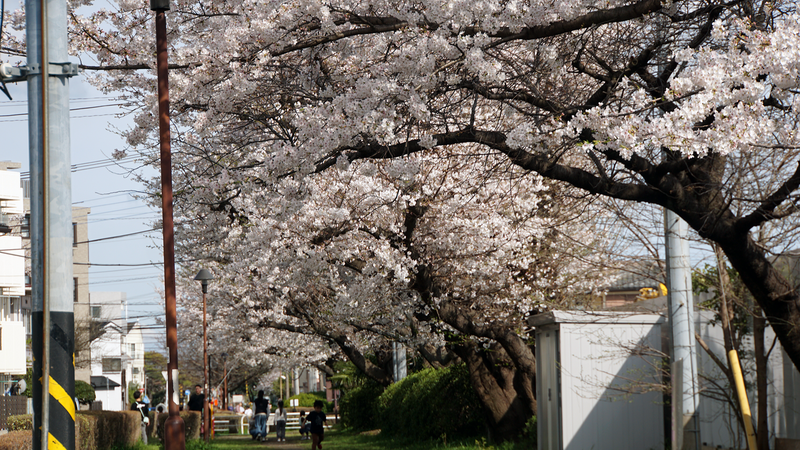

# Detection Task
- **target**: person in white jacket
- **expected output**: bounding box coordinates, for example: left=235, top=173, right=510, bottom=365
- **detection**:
left=275, top=400, right=287, bottom=442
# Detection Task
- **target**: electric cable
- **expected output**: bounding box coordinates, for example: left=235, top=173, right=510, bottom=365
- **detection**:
left=0, top=102, right=130, bottom=118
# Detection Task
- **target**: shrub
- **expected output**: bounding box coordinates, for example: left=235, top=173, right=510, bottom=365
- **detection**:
left=155, top=411, right=201, bottom=442
left=375, top=363, right=483, bottom=439
left=1, top=411, right=154, bottom=450
left=76, top=380, right=96, bottom=405
left=286, top=392, right=333, bottom=412
left=339, top=381, right=384, bottom=431
left=0, top=430, right=31, bottom=450
left=519, top=415, right=537, bottom=448
left=76, top=411, right=144, bottom=448
left=6, top=415, right=31, bottom=431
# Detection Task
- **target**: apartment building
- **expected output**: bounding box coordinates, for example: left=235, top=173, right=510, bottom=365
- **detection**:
left=0, top=162, right=26, bottom=393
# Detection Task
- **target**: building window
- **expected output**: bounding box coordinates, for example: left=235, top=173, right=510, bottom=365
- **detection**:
left=21, top=214, right=30, bottom=238
left=102, top=358, right=121, bottom=372
left=74, top=278, right=78, bottom=302
left=73, top=222, right=78, bottom=247
left=91, top=306, right=101, bottom=319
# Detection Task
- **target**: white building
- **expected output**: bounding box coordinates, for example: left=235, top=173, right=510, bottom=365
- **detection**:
left=292, top=367, right=326, bottom=395
left=17, top=175, right=92, bottom=383
left=88, top=291, right=145, bottom=410
left=0, top=162, right=26, bottom=392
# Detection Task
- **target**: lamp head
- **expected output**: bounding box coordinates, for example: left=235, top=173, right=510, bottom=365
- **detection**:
left=194, top=269, right=214, bottom=293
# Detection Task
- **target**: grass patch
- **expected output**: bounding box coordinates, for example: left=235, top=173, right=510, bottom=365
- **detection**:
left=208, top=426, right=527, bottom=450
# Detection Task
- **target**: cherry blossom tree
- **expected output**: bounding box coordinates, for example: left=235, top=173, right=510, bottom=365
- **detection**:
left=4, top=0, right=800, bottom=436
left=165, top=144, right=612, bottom=434
left=58, top=0, right=800, bottom=372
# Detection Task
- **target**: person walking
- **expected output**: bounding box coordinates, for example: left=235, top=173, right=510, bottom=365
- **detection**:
left=275, top=400, right=287, bottom=442
left=249, top=390, right=270, bottom=441
left=306, top=400, right=327, bottom=450
left=130, top=390, right=150, bottom=444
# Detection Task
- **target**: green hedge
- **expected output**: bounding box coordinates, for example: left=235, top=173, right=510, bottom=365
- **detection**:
left=76, top=410, right=143, bottom=449
left=339, top=381, right=384, bottom=431
left=375, top=364, right=484, bottom=439
left=286, top=392, right=333, bottom=412
left=5, top=414, right=31, bottom=431
left=1, top=411, right=140, bottom=450
left=155, top=411, right=202, bottom=441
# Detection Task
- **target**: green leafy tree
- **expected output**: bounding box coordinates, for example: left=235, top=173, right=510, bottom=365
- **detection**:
left=145, top=351, right=168, bottom=405
left=75, top=380, right=96, bottom=405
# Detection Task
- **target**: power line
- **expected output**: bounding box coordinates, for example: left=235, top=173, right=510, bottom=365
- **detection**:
left=20, top=154, right=142, bottom=179
left=0, top=103, right=130, bottom=118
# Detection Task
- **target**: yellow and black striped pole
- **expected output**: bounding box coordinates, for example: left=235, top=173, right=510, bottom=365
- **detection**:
left=27, top=0, right=77, bottom=445
left=32, top=312, right=75, bottom=450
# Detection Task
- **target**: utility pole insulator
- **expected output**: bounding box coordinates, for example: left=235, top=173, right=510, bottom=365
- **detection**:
left=0, top=62, right=78, bottom=83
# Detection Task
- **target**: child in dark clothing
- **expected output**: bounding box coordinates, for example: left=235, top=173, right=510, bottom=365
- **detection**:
left=306, top=400, right=327, bottom=450
left=299, top=411, right=310, bottom=440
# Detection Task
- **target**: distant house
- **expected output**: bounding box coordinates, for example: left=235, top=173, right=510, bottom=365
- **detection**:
left=0, top=162, right=26, bottom=391
left=596, top=261, right=667, bottom=308
left=89, top=292, right=145, bottom=410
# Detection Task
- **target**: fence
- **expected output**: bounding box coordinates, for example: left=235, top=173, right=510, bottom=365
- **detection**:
left=214, top=411, right=338, bottom=435
left=0, top=396, right=28, bottom=430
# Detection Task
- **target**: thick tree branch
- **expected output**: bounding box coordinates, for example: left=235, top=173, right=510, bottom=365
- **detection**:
left=736, top=162, right=800, bottom=232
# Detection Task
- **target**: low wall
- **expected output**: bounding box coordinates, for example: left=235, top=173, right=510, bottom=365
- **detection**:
left=0, top=397, right=27, bottom=430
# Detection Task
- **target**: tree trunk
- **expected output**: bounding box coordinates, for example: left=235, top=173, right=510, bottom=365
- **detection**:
left=716, top=233, right=800, bottom=374
left=754, top=311, right=769, bottom=450
left=452, top=340, right=535, bottom=441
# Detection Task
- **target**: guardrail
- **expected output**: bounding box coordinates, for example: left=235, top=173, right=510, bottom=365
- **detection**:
left=214, top=411, right=335, bottom=435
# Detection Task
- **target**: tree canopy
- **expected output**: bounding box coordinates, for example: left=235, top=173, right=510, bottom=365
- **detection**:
left=4, top=0, right=800, bottom=436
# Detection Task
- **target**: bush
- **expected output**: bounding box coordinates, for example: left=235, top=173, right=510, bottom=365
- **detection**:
left=0, top=430, right=31, bottom=450
left=1, top=411, right=153, bottom=450
left=155, top=411, right=201, bottom=442
left=519, top=415, right=537, bottom=448
left=375, top=364, right=483, bottom=439
left=339, top=381, right=384, bottom=431
left=76, top=380, right=96, bottom=405
left=286, top=392, right=333, bottom=412
left=6, top=414, right=31, bottom=431
left=76, top=410, right=144, bottom=449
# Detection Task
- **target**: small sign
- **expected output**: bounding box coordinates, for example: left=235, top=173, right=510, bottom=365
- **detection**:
left=290, top=399, right=298, bottom=407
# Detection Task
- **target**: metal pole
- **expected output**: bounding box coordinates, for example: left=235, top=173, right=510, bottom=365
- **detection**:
left=28, top=0, right=75, bottom=445
left=150, top=0, right=185, bottom=448
left=728, top=350, right=758, bottom=450
left=223, top=358, right=227, bottom=411
left=665, top=210, right=701, bottom=449
left=203, top=289, right=210, bottom=442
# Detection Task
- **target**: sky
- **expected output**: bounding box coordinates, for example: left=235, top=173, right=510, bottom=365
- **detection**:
left=0, top=65, right=169, bottom=350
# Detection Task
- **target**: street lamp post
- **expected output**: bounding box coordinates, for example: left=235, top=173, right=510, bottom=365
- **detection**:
left=194, top=269, right=214, bottom=443
left=150, top=0, right=184, bottom=448
left=221, top=353, right=228, bottom=411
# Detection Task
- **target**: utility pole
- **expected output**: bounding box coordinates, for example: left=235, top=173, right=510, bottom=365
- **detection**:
left=150, top=0, right=185, bottom=448
left=0, top=0, right=84, bottom=446
left=665, top=210, right=701, bottom=450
